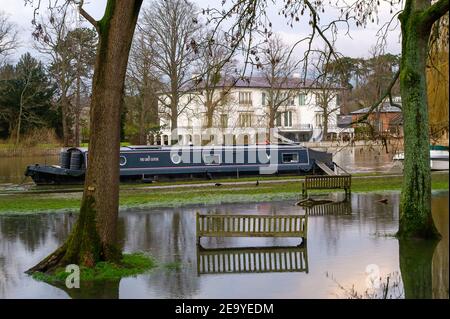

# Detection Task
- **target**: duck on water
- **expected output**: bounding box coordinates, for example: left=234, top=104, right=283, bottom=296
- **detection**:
left=24, top=144, right=334, bottom=185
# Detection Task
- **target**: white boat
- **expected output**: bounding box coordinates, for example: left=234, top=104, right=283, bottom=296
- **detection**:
left=393, top=145, right=449, bottom=170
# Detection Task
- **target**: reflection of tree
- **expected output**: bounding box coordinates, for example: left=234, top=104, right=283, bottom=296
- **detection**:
left=399, top=239, right=438, bottom=299
left=0, top=214, right=73, bottom=252
left=431, top=194, right=449, bottom=299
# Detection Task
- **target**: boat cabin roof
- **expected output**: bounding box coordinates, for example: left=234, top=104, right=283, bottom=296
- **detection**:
left=65, top=144, right=307, bottom=153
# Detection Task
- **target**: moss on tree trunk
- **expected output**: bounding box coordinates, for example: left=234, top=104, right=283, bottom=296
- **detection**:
left=397, top=0, right=442, bottom=239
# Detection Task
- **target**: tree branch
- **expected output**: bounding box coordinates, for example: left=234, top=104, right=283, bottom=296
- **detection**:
left=78, top=0, right=99, bottom=32
left=421, top=0, right=449, bottom=29
left=351, top=69, right=400, bottom=125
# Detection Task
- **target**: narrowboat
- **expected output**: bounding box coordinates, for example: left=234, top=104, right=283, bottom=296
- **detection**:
left=24, top=144, right=334, bottom=185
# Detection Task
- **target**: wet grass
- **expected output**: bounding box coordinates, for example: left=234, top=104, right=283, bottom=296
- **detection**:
left=32, top=252, right=156, bottom=282
left=0, top=172, right=448, bottom=213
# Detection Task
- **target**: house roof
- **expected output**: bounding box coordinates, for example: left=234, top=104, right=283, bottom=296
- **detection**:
left=350, top=102, right=402, bottom=115
left=191, top=76, right=344, bottom=91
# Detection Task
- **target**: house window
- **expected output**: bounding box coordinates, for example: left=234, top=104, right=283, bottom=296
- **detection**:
left=262, top=92, right=266, bottom=106
left=315, top=112, right=323, bottom=128
left=203, top=154, right=221, bottom=165
left=282, top=153, right=299, bottom=163
left=284, top=111, right=293, bottom=127
left=299, top=94, right=306, bottom=106
left=202, top=113, right=209, bottom=127
left=275, top=112, right=282, bottom=126
left=336, top=94, right=341, bottom=106
left=279, top=92, right=295, bottom=106
left=239, top=113, right=252, bottom=127
left=220, top=113, right=228, bottom=128
left=239, top=92, right=252, bottom=105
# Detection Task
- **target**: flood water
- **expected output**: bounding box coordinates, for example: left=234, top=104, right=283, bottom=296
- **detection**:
left=0, top=191, right=447, bottom=299
left=0, top=145, right=401, bottom=185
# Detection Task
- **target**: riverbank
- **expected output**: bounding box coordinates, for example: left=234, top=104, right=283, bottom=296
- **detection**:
left=0, top=143, right=61, bottom=157
left=0, top=172, right=447, bottom=214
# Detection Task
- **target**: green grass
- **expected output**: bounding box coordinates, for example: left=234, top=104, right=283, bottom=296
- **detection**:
left=1, top=173, right=448, bottom=214
left=32, top=252, right=156, bottom=282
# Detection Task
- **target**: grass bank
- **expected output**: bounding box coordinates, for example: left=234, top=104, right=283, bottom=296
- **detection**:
left=32, top=252, right=156, bottom=282
left=0, top=172, right=448, bottom=214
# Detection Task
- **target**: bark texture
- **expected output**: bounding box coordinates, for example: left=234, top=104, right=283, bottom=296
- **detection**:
left=397, top=0, right=446, bottom=239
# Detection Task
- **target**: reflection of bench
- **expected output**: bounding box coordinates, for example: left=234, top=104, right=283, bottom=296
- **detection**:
left=197, top=245, right=308, bottom=275
left=305, top=200, right=352, bottom=216
left=196, top=213, right=307, bottom=245
left=301, top=175, right=351, bottom=199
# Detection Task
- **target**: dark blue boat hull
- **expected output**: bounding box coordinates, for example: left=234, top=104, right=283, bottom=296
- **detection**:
left=25, top=145, right=333, bottom=185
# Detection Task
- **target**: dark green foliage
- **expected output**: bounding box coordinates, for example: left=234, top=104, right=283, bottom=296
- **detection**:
left=0, top=53, right=57, bottom=138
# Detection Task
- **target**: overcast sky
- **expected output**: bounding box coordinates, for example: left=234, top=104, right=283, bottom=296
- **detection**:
left=1, top=0, right=402, bottom=64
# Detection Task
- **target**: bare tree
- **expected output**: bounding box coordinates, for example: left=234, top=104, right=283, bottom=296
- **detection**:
left=66, top=27, right=97, bottom=146
left=192, top=30, right=239, bottom=129
left=258, top=35, right=300, bottom=136
left=140, top=0, right=200, bottom=143
left=310, top=48, right=343, bottom=140
left=33, top=10, right=75, bottom=146
left=0, top=11, right=18, bottom=62
left=126, top=29, right=161, bottom=144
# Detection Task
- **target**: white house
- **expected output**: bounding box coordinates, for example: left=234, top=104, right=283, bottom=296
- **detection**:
left=154, top=76, right=354, bottom=145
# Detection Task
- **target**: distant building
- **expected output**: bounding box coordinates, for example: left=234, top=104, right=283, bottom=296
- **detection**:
left=155, top=76, right=354, bottom=145
left=350, top=98, right=403, bottom=136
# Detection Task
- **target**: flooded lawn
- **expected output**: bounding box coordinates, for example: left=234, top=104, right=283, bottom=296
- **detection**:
left=0, top=191, right=447, bottom=299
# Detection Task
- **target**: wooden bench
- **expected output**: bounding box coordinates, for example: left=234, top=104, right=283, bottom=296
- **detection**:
left=301, top=174, right=352, bottom=199
left=197, top=245, right=308, bottom=274
left=196, top=213, right=307, bottom=245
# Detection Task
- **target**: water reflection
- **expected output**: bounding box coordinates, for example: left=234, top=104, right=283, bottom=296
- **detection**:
left=305, top=200, right=352, bottom=216
left=197, top=244, right=308, bottom=275
left=0, top=192, right=448, bottom=298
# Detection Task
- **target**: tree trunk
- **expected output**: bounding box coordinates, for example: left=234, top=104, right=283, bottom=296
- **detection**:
left=171, top=97, right=178, bottom=144
left=74, top=76, right=81, bottom=147
left=322, top=112, right=328, bottom=141
left=397, top=1, right=440, bottom=239
left=61, top=95, right=71, bottom=147
left=27, top=0, right=143, bottom=273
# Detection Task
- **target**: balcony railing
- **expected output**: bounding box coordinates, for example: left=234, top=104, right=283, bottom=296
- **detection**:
left=276, top=124, right=313, bottom=132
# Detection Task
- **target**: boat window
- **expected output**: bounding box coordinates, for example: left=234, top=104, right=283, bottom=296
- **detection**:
left=282, top=153, right=298, bottom=163
left=171, top=154, right=182, bottom=164
left=119, top=156, right=127, bottom=166
left=204, top=154, right=221, bottom=165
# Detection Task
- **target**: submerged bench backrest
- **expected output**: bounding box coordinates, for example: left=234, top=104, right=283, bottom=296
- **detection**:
left=196, top=213, right=307, bottom=238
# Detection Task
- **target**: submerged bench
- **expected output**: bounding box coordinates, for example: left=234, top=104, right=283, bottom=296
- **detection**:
left=301, top=174, right=352, bottom=199
left=196, top=213, right=307, bottom=244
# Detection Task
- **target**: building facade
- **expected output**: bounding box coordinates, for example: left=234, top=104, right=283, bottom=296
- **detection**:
left=350, top=99, right=403, bottom=137
left=155, top=76, right=354, bottom=145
